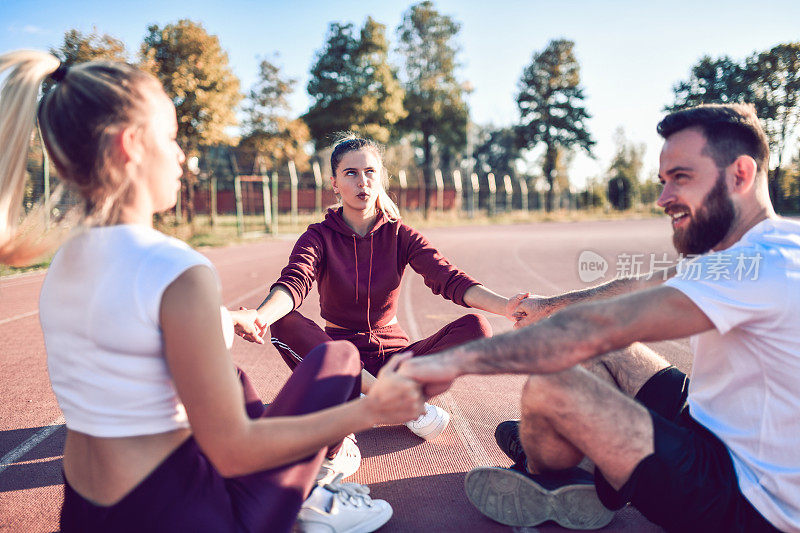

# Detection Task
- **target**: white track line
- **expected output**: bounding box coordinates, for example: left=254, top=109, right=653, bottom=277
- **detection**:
left=401, top=274, right=494, bottom=468
left=0, top=310, right=38, bottom=326
left=511, top=245, right=562, bottom=293
left=0, top=416, right=65, bottom=476
left=0, top=281, right=266, bottom=477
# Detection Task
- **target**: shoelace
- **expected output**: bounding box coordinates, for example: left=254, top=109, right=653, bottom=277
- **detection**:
left=324, top=474, right=374, bottom=508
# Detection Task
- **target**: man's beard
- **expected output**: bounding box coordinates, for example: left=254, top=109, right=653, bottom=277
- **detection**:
left=672, top=171, right=736, bottom=255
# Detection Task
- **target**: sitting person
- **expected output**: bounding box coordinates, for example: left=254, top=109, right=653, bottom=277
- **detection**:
left=401, top=103, right=794, bottom=532
left=235, top=135, right=522, bottom=444
left=0, top=50, right=424, bottom=533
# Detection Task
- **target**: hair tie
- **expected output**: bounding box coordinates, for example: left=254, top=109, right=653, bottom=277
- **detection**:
left=49, top=62, right=70, bottom=83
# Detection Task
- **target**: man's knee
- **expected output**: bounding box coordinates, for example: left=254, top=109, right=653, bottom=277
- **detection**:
left=520, top=371, right=576, bottom=416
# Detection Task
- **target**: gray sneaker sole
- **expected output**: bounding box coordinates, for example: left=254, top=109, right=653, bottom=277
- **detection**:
left=464, top=467, right=614, bottom=530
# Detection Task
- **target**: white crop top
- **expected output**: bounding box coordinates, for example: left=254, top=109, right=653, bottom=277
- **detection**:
left=40, top=224, right=233, bottom=437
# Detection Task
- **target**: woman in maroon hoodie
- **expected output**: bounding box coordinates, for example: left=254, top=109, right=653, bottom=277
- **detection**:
left=236, top=136, right=520, bottom=448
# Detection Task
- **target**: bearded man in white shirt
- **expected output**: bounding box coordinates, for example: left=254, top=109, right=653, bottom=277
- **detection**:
left=401, top=103, right=797, bottom=532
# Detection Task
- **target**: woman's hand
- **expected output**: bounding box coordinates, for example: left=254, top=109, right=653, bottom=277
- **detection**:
left=230, top=307, right=268, bottom=344
left=363, top=353, right=425, bottom=425
left=504, top=292, right=531, bottom=321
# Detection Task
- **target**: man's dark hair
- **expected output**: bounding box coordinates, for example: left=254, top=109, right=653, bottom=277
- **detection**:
left=657, top=103, right=770, bottom=176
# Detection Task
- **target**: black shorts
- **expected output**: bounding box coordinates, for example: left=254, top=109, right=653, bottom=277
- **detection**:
left=594, top=366, right=779, bottom=533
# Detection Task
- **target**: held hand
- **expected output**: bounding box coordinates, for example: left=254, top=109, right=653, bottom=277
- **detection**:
left=512, top=296, right=557, bottom=329
left=230, top=307, right=268, bottom=344
left=504, top=292, right=531, bottom=321
left=398, top=353, right=461, bottom=399
left=365, top=353, right=425, bottom=425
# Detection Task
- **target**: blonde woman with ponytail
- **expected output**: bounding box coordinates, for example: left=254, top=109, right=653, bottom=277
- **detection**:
left=0, top=51, right=423, bottom=533
left=237, top=134, right=523, bottom=452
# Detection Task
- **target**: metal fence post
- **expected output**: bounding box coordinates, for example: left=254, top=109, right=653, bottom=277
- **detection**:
left=398, top=170, right=407, bottom=212
left=271, top=171, right=279, bottom=235
left=503, top=174, right=513, bottom=213
left=519, top=176, right=529, bottom=213
left=261, top=175, right=271, bottom=233
left=234, top=175, right=243, bottom=236
left=210, top=176, right=217, bottom=226
left=452, top=170, right=463, bottom=213
left=434, top=168, right=444, bottom=215
left=312, top=161, right=323, bottom=216
left=470, top=172, right=479, bottom=218
left=288, top=161, right=298, bottom=227
left=487, top=173, right=497, bottom=217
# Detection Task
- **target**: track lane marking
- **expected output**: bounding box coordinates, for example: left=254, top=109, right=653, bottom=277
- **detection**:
left=400, top=274, right=494, bottom=468
left=0, top=310, right=38, bottom=326
left=0, top=280, right=268, bottom=479
left=0, top=416, right=65, bottom=476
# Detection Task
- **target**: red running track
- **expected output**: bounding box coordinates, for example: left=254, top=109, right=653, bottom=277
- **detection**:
left=0, top=218, right=690, bottom=532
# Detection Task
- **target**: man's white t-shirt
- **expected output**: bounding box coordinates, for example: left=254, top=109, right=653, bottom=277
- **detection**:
left=665, top=217, right=800, bottom=531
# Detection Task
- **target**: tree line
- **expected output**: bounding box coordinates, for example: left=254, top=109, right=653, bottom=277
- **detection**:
left=27, top=4, right=800, bottom=221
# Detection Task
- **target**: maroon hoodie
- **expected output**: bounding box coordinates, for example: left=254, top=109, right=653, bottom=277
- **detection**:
left=272, top=207, right=480, bottom=331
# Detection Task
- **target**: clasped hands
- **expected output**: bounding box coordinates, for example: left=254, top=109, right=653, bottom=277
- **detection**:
left=505, top=292, right=555, bottom=329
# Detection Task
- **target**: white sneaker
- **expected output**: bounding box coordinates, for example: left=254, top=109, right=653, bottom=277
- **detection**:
left=296, top=474, right=393, bottom=533
left=405, top=403, right=450, bottom=441
left=317, top=434, right=361, bottom=486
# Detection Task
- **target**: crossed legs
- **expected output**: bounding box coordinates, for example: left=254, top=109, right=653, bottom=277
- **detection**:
left=518, top=342, right=670, bottom=489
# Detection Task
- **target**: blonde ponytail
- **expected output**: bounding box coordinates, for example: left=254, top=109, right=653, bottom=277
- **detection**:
left=376, top=175, right=400, bottom=222
left=0, top=50, right=60, bottom=265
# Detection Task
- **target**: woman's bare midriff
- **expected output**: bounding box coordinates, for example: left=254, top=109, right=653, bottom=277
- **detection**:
left=62, top=427, right=192, bottom=507
left=326, top=316, right=398, bottom=330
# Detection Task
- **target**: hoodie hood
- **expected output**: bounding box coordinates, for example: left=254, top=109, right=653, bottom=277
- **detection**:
left=321, top=207, right=392, bottom=238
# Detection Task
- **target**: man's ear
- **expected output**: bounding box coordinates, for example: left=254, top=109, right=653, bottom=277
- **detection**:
left=731, top=155, right=757, bottom=193
left=118, top=125, right=143, bottom=165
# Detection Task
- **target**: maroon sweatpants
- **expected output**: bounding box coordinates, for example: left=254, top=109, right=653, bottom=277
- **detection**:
left=60, top=341, right=362, bottom=533
left=271, top=310, right=492, bottom=376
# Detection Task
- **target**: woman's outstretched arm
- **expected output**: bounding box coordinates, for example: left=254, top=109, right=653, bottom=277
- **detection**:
left=231, top=285, right=295, bottom=344
left=463, top=285, right=526, bottom=320
left=162, top=265, right=424, bottom=477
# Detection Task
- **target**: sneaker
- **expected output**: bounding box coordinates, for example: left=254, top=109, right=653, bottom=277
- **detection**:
left=405, top=403, right=450, bottom=441
left=464, top=466, right=615, bottom=530
left=494, top=420, right=527, bottom=469
left=317, top=434, right=361, bottom=486
left=296, top=474, right=393, bottom=533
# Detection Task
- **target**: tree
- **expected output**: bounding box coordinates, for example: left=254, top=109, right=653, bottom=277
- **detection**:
left=396, top=1, right=469, bottom=217
left=140, top=20, right=241, bottom=222
left=749, top=43, right=800, bottom=210
left=239, top=57, right=310, bottom=174
left=606, top=128, right=645, bottom=210
left=52, top=28, right=128, bottom=64
left=668, top=44, right=800, bottom=211
left=305, top=18, right=405, bottom=146
left=516, top=39, right=594, bottom=211
left=47, top=28, right=128, bottom=93
left=473, top=126, right=521, bottom=177
left=667, top=55, right=754, bottom=111
left=353, top=17, right=406, bottom=143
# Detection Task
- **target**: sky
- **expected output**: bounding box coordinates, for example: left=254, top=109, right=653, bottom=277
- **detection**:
left=3, top=0, right=800, bottom=187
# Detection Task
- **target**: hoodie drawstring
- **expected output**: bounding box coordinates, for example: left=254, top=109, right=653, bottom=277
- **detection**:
left=353, top=232, right=383, bottom=363
left=352, top=236, right=358, bottom=301
left=366, top=234, right=384, bottom=360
